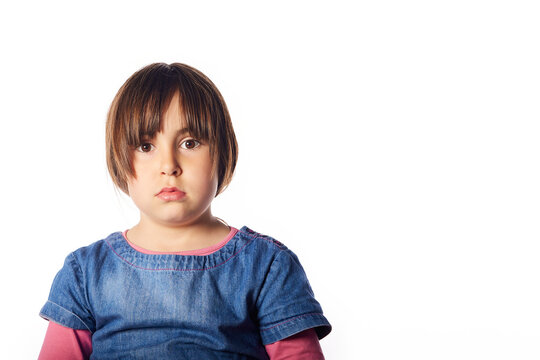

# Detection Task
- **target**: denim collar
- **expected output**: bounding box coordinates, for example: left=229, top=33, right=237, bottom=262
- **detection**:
left=104, top=225, right=254, bottom=271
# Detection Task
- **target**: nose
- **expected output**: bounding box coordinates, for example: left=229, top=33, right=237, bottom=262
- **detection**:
left=160, top=148, right=182, bottom=176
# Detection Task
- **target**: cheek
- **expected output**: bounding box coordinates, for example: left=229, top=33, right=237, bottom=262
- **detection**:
left=190, top=162, right=218, bottom=196
left=207, top=175, right=219, bottom=197
left=126, top=176, right=143, bottom=199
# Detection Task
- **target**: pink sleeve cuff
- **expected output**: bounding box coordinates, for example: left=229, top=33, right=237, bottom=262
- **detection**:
left=265, top=328, right=325, bottom=360
left=39, top=321, right=92, bottom=360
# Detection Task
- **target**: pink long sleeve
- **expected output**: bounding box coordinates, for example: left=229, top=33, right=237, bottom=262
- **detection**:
left=38, top=322, right=92, bottom=360
left=39, top=323, right=323, bottom=359
left=265, top=328, right=325, bottom=360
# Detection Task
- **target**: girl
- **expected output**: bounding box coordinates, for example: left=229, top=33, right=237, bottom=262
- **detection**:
left=39, top=63, right=331, bottom=359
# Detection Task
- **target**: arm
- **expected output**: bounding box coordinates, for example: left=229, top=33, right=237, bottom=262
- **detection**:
left=38, top=321, right=92, bottom=360
left=265, top=328, right=325, bottom=360
left=256, top=250, right=331, bottom=346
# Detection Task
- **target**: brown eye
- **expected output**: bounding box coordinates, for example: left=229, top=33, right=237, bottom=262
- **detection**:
left=180, top=139, right=201, bottom=150
left=136, top=143, right=154, bottom=153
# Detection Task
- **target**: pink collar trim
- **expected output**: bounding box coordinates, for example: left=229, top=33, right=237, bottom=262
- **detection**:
left=122, top=227, right=239, bottom=256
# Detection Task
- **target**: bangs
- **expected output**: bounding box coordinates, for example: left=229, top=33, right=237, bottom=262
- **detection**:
left=117, top=64, right=213, bottom=147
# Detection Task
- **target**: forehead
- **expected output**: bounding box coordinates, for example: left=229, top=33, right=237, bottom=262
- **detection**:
left=160, top=93, right=186, bottom=132
left=137, top=92, right=190, bottom=138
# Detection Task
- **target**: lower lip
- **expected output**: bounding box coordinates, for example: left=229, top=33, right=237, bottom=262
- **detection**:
left=157, top=191, right=186, bottom=201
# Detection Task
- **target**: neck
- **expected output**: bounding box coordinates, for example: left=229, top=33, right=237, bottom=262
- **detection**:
left=126, top=211, right=230, bottom=252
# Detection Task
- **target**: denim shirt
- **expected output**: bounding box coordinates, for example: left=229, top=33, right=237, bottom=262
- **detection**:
left=40, top=226, right=331, bottom=359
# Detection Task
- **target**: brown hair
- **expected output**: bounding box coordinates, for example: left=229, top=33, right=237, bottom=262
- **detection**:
left=106, top=63, right=238, bottom=196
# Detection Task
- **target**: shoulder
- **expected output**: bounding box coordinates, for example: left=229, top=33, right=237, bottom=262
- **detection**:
left=234, top=226, right=307, bottom=275
left=68, top=231, right=123, bottom=266
left=238, top=226, right=287, bottom=249
left=236, top=226, right=296, bottom=259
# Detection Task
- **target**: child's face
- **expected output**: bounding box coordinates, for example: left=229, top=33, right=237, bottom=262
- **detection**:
left=126, top=93, right=218, bottom=228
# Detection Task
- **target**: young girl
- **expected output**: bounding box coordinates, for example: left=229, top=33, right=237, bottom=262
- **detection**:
left=39, top=63, right=331, bottom=359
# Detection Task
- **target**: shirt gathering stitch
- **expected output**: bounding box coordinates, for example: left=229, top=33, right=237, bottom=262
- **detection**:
left=103, top=226, right=264, bottom=272
left=105, top=235, right=253, bottom=272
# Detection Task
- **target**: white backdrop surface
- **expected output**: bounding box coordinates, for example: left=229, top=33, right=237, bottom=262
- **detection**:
left=1, top=1, right=539, bottom=359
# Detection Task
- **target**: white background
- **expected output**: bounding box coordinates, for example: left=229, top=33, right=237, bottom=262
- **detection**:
left=1, top=1, right=539, bottom=359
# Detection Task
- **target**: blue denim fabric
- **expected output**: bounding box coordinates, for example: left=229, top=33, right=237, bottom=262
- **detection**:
left=40, top=226, right=331, bottom=359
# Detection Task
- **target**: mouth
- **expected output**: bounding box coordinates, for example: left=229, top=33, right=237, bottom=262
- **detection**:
left=156, top=187, right=186, bottom=201
left=157, top=187, right=182, bottom=195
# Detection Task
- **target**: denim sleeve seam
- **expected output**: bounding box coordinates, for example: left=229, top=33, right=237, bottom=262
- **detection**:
left=42, top=300, right=93, bottom=332
left=260, top=312, right=324, bottom=332
left=257, top=235, right=285, bottom=249
left=253, top=248, right=286, bottom=309
left=69, top=252, right=93, bottom=315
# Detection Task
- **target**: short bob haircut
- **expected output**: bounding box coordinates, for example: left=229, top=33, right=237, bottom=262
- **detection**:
left=106, top=63, right=238, bottom=197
